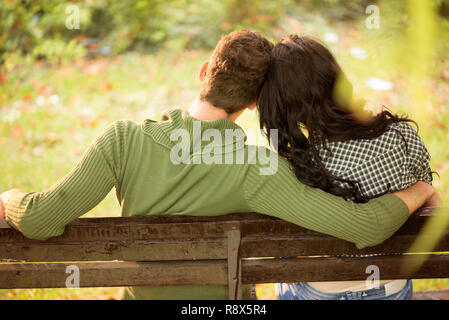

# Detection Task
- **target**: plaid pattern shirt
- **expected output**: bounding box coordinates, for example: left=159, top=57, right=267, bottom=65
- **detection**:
left=318, top=122, right=433, bottom=200
left=275, top=122, right=433, bottom=297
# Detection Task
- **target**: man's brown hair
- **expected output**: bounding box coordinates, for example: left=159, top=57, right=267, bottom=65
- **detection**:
left=199, top=30, right=273, bottom=114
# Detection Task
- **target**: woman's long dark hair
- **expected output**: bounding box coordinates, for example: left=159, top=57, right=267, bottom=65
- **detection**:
left=257, top=35, right=415, bottom=202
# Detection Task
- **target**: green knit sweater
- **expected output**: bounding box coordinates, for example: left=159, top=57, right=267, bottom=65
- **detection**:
left=5, top=109, right=409, bottom=299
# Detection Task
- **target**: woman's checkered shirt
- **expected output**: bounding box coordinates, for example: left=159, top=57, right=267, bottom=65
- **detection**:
left=318, top=122, right=433, bottom=199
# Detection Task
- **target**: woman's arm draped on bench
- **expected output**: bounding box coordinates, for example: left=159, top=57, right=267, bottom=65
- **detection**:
left=4, top=121, right=126, bottom=240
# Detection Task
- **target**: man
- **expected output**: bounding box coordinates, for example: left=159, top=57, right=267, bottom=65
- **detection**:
left=0, top=30, right=435, bottom=299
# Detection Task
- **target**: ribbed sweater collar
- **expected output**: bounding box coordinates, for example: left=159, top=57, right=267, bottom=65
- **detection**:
left=141, top=109, right=247, bottom=150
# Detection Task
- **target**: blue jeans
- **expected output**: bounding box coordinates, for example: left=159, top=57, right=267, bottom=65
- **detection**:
left=275, top=280, right=413, bottom=300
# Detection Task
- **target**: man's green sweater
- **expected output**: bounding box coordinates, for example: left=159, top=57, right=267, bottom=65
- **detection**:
left=4, top=109, right=409, bottom=299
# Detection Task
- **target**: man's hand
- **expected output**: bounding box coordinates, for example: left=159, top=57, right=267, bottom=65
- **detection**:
left=424, top=191, right=442, bottom=207
left=0, top=198, right=4, bottom=219
left=393, top=181, right=436, bottom=215
left=0, top=189, right=23, bottom=220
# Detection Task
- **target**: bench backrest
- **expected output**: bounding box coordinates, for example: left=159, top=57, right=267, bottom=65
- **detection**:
left=1, top=207, right=448, bottom=299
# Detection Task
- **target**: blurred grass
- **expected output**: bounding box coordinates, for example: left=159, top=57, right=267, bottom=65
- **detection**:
left=0, top=287, right=122, bottom=300
left=1, top=2, right=449, bottom=300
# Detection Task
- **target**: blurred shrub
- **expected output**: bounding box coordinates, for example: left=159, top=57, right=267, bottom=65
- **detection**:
left=0, top=0, right=292, bottom=67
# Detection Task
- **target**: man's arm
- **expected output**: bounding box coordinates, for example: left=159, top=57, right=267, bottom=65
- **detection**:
left=243, top=157, right=435, bottom=249
left=1, top=121, right=127, bottom=240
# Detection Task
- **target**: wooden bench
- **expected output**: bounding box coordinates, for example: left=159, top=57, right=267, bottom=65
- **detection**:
left=1, top=207, right=448, bottom=300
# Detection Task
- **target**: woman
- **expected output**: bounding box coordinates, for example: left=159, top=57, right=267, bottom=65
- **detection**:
left=257, top=35, right=437, bottom=300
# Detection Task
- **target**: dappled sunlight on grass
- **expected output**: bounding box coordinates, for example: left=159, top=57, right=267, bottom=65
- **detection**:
left=0, top=287, right=122, bottom=300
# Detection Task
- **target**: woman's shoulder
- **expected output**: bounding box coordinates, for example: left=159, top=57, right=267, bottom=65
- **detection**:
left=388, top=121, right=429, bottom=158
left=319, top=121, right=426, bottom=178
left=359, top=121, right=420, bottom=150
left=318, top=120, right=431, bottom=198
left=321, top=122, right=407, bottom=162
left=324, top=121, right=421, bottom=154
left=389, top=121, right=420, bottom=141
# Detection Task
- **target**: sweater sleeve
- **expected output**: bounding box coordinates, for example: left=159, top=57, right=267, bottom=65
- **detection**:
left=243, top=156, right=410, bottom=249
left=4, top=121, right=128, bottom=240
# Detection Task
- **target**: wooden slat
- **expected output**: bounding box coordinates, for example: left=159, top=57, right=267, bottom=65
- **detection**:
left=2, top=231, right=448, bottom=262
left=0, top=239, right=227, bottom=262
left=1, top=254, right=448, bottom=289
left=1, top=208, right=442, bottom=242
left=0, top=260, right=228, bottom=289
left=241, top=232, right=449, bottom=257
left=0, top=217, right=236, bottom=241
left=243, top=254, right=449, bottom=283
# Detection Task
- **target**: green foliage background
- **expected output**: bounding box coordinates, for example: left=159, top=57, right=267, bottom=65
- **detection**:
left=2, top=0, right=447, bottom=65
left=1, top=0, right=294, bottom=64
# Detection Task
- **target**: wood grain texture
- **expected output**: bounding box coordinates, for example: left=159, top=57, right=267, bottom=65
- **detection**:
left=1, top=254, right=448, bottom=288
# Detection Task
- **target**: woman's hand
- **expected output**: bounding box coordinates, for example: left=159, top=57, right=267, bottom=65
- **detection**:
left=0, top=189, right=23, bottom=219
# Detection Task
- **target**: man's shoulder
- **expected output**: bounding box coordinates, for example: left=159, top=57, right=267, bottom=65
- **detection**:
left=138, top=109, right=186, bottom=148
left=103, top=119, right=143, bottom=142
left=110, top=119, right=141, bottom=130
left=102, top=109, right=184, bottom=148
